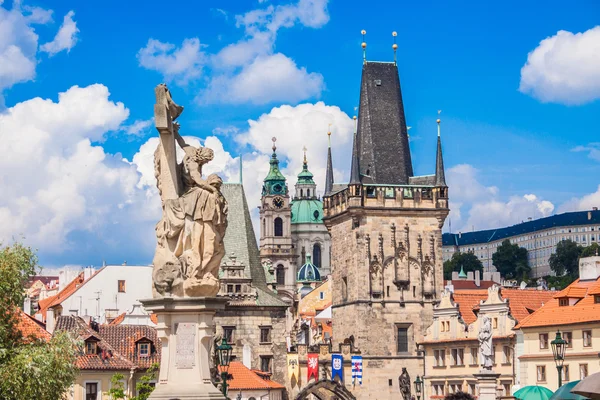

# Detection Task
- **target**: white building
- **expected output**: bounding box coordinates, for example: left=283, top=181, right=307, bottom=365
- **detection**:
left=443, top=209, right=600, bottom=277
left=38, top=264, right=153, bottom=332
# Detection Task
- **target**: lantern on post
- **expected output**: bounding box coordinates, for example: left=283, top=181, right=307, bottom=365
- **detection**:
left=551, top=330, right=567, bottom=388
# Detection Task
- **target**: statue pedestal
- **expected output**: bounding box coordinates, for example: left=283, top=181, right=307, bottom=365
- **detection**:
left=474, top=371, right=500, bottom=400
left=141, top=297, right=228, bottom=400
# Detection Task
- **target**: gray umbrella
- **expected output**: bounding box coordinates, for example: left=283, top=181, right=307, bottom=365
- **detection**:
left=572, top=373, right=600, bottom=400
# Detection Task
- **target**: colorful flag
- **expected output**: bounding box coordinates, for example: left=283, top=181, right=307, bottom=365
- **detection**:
left=331, top=354, right=344, bottom=382
left=307, top=353, right=319, bottom=381
left=351, top=355, right=363, bottom=385
left=287, top=354, right=299, bottom=381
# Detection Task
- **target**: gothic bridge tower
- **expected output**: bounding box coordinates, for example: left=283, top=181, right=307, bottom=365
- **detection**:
left=322, top=43, right=449, bottom=398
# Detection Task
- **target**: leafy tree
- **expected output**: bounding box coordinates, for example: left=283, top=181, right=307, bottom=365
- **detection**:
left=108, top=363, right=158, bottom=400
left=108, top=373, right=127, bottom=400
left=544, top=275, right=576, bottom=290
left=492, top=239, right=530, bottom=280
left=549, top=239, right=581, bottom=277
left=0, top=242, right=79, bottom=400
left=443, top=252, right=483, bottom=280
left=580, top=242, right=600, bottom=258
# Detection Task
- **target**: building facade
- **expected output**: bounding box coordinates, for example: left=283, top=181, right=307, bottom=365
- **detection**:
left=290, top=150, right=331, bottom=277
left=259, top=141, right=298, bottom=303
left=443, top=209, right=600, bottom=277
left=322, top=60, right=449, bottom=399
left=516, top=256, right=600, bottom=389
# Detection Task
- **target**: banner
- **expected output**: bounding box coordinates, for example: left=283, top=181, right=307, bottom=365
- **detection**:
left=307, top=353, right=319, bottom=381
left=287, top=354, right=299, bottom=381
left=331, top=354, right=344, bottom=382
left=351, top=355, right=363, bottom=385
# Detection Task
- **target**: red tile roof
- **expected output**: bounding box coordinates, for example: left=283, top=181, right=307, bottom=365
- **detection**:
left=452, top=288, right=554, bottom=325
left=219, top=362, right=285, bottom=390
left=554, top=285, right=588, bottom=298
left=516, top=277, right=600, bottom=329
left=17, top=310, right=51, bottom=342
left=37, top=272, right=85, bottom=319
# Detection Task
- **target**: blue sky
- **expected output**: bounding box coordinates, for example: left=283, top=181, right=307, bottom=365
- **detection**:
left=1, top=0, right=599, bottom=270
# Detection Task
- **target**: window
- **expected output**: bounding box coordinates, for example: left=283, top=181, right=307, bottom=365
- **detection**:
left=319, top=292, right=325, bottom=300
left=260, top=356, right=272, bottom=372
left=313, top=243, right=322, bottom=269
left=396, top=325, right=409, bottom=353
left=366, top=187, right=376, bottom=198
left=583, top=330, right=592, bottom=347
left=493, top=318, right=498, bottom=329
left=580, top=364, right=588, bottom=379
left=468, top=383, right=476, bottom=395
left=563, top=365, right=570, bottom=382
left=502, top=346, right=511, bottom=364
left=276, top=265, right=285, bottom=285
left=86, top=341, right=97, bottom=355
left=118, top=280, right=126, bottom=293
left=138, top=342, right=150, bottom=357
left=595, top=295, right=600, bottom=304
left=537, top=365, right=546, bottom=382
left=539, top=333, right=549, bottom=349
left=449, top=383, right=460, bottom=394
left=307, top=189, right=310, bottom=197
left=223, top=327, right=235, bottom=344
left=227, top=284, right=233, bottom=293
left=559, top=298, right=569, bottom=306
left=432, top=384, right=444, bottom=396
left=470, top=347, right=478, bottom=365
left=86, top=383, right=98, bottom=400
left=260, top=327, right=272, bottom=344
left=564, top=331, right=573, bottom=348
left=274, top=217, right=283, bottom=237
left=342, top=277, right=348, bottom=301
left=385, top=188, right=395, bottom=198
left=434, top=349, right=445, bottom=367
left=451, top=348, right=464, bottom=366
left=235, top=284, right=241, bottom=293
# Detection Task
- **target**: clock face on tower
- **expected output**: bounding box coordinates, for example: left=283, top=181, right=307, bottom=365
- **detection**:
left=273, top=197, right=284, bottom=209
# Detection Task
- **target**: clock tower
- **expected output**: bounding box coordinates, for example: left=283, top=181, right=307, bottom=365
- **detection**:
left=259, top=138, right=296, bottom=303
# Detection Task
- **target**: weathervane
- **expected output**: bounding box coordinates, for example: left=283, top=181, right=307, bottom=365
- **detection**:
left=392, top=31, right=398, bottom=64
left=437, top=110, right=441, bottom=137
left=361, top=30, right=367, bottom=63
left=272, top=136, right=277, bottom=152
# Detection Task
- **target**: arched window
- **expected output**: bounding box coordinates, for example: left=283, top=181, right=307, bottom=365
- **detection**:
left=300, top=189, right=303, bottom=197
left=276, top=265, right=285, bottom=285
left=274, top=217, right=283, bottom=237
left=307, top=189, right=310, bottom=197
left=262, top=218, right=266, bottom=234
left=312, top=243, right=322, bottom=269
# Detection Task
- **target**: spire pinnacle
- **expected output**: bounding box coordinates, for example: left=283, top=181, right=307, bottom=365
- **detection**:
left=435, top=111, right=447, bottom=187
left=361, top=30, right=367, bottom=63
left=392, top=31, right=398, bottom=65
left=349, top=115, right=360, bottom=185
left=327, top=123, right=332, bottom=147
left=303, top=146, right=307, bottom=164
left=271, top=136, right=277, bottom=153
left=437, top=110, right=442, bottom=137
left=324, top=126, right=334, bottom=196
left=239, top=154, right=243, bottom=184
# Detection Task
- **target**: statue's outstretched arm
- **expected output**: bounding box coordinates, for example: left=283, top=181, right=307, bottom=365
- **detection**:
left=174, top=123, right=189, bottom=149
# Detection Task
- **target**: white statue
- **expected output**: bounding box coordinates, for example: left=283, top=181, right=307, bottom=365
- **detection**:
left=151, top=84, right=228, bottom=298
left=478, top=315, right=493, bottom=370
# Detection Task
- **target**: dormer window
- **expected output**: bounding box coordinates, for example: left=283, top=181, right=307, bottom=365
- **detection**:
left=86, top=340, right=98, bottom=355
left=595, top=295, right=600, bottom=304
left=138, top=342, right=150, bottom=358
left=559, top=298, right=569, bottom=307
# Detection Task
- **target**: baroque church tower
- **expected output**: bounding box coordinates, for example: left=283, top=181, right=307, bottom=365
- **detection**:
left=322, top=55, right=449, bottom=398
left=259, top=138, right=297, bottom=303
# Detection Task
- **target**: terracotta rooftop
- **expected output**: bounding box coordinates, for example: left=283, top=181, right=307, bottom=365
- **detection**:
left=516, top=277, right=600, bottom=329
left=554, top=285, right=588, bottom=298
left=37, top=272, right=86, bottom=319
left=453, top=288, right=554, bottom=325
left=218, top=361, right=285, bottom=391
left=18, top=310, right=51, bottom=342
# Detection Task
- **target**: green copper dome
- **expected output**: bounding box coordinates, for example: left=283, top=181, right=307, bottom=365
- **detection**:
left=297, top=159, right=315, bottom=184
left=290, top=199, right=323, bottom=224
left=297, top=254, right=321, bottom=282
left=262, top=141, right=288, bottom=196
left=458, top=265, right=467, bottom=279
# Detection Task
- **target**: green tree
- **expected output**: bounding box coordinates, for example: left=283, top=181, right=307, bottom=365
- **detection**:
left=580, top=242, right=600, bottom=258
left=549, top=239, right=581, bottom=277
left=0, top=242, right=79, bottom=400
left=492, top=239, right=530, bottom=280
left=108, top=363, right=158, bottom=400
left=443, top=252, right=484, bottom=280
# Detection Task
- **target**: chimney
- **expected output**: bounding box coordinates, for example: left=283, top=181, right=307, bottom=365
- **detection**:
left=475, top=270, right=481, bottom=287
left=593, top=207, right=598, bottom=211
left=23, top=297, right=31, bottom=315
left=46, top=308, right=55, bottom=334
left=58, top=270, right=66, bottom=291
left=84, top=266, right=94, bottom=281
left=458, top=231, right=462, bottom=239
left=588, top=211, right=592, bottom=220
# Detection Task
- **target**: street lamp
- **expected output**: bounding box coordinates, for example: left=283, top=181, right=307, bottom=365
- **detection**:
left=217, top=338, right=233, bottom=396
left=414, top=375, right=423, bottom=400
left=551, top=330, right=567, bottom=388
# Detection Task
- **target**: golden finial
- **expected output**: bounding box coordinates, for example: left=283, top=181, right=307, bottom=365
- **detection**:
left=437, top=110, right=441, bottom=136
left=353, top=115, right=358, bottom=133
left=272, top=136, right=277, bottom=152
left=303, top=146, right=307, bottom=164
left=361, top=30, right=367, bottom=63
left=327, top=124, right=332, bottom=147
left=392, top=31, right=398, bottom=64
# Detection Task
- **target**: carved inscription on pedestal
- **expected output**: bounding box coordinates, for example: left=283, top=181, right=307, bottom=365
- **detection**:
left=175, top=323, right=196, bottom=369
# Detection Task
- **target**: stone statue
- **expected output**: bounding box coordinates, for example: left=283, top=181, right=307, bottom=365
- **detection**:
left=478, top=315, right=493, bottom=370
left=399, top=367, right=411, bottom=400
left=151, top=83, right=228, bottom=298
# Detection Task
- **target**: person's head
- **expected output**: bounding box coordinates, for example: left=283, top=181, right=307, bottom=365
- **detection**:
left=207, top=173, right=223, bottom=190
left=444, top=392, right=475, bottom=400
left=192, top=147, right=214, bottom=165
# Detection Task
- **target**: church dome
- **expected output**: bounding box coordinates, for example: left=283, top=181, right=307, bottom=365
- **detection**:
left=290, top=199, right=323, bottom=224
left=297, top=254, right=321, bottom=282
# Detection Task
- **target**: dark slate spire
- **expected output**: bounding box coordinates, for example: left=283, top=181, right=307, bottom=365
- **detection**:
left=349, top=116, right=361, bottom=185
left=435, top=118, right=447, bottom=186
left=355, top=62, right=413, bottom=184
left=324, top=130, right=334, bottom=195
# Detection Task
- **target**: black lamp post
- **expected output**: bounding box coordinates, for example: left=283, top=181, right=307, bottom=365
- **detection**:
left=551, top=330, right=567, bottom=389
left=414, top=375, right=423, bottom=400
left=217, top=338, right=233, bottom=396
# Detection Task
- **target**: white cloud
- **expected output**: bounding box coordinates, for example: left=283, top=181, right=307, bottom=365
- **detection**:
left=123, top=118, right=153, bottom=137
left=40, top=10, right=79, bottom=56
left=572, top=142, right=600, bottom=162
left=559, top=185, right=600, bottom=213
left=0, top=84, right=161, bottom=262
left=446, top=164, right=555, bottom=232
left=201, top=53, right=324, bottom=105
left=137, top=38, right=206, bottom=84
left=519, top=26, right=600, bottom=105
